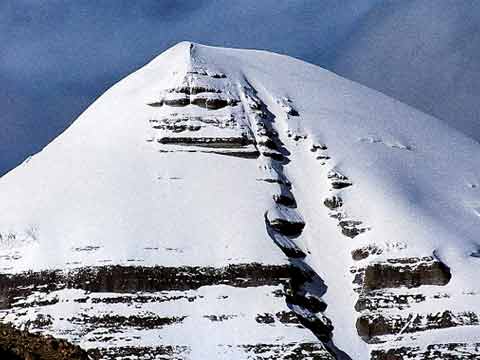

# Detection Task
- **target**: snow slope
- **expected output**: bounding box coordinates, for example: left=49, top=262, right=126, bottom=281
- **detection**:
left=0, top=42, right=479, bottom=359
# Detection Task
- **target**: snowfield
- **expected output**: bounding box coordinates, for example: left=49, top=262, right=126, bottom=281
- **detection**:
left=0, top=42, right=479, bottom=359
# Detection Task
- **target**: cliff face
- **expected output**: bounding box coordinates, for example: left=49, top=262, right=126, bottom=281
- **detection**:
left=0, top=42, right=479, bottom=359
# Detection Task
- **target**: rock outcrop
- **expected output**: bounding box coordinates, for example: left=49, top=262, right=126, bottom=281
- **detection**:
left=1, top=42, right=479, bottom=360
left=0, top=49, right=338, bottom=359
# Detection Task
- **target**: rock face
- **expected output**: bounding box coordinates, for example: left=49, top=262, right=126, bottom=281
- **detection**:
left=350, top=252, right=476, bottom=358
left=0, top=43, right=339, bottom=360
left=360, top=257, right=451, bottom=291
left=0, top=264, right=334, bottom=360
left=0, top=323, right=88, bottom=360
left=356, top=310, right=479, bottom=341
left=266, top=205, right=305, bottom=237
left=1, top=42, right=480, bottom=359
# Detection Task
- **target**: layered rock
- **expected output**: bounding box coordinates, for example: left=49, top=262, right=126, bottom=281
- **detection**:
left=314, top=125, right=480, bottom=359
left=1, top=42, right=480, bottom=360
left=0, top=46, right=338, bottom=359
left=0, top=264, right=334, bottom=360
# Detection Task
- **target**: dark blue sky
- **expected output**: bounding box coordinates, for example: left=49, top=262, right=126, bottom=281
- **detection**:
left=0, top=0, right=377, bottom=174
left=0, top=0, right=383, bottom=175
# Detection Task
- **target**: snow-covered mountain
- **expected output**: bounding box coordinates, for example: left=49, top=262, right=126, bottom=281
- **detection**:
left=0, top=42, right=479, bottom=359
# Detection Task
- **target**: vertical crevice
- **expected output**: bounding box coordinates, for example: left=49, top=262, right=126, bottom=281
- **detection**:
left=242, top=81, right=352, bottom=360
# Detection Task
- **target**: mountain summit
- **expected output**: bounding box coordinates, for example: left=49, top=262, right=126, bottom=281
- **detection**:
left=0, top=42, right=479, bottom=359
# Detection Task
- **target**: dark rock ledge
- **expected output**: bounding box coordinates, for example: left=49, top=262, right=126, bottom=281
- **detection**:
left=357, top=256, right=452, bottom=291
left=357, top=310, right=479, bottom=343
left=0, top=263, right=292, bottom=309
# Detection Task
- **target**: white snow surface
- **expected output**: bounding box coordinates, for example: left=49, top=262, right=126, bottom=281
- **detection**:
left=1, top=42, right=480, bottom=358
left=1, top=286, right=320, bottom=358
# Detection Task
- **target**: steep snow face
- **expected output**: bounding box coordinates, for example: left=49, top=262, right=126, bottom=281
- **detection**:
left=0, top=43, right=285, bottom=270
left=0, top=42, right=480, bottom=359
left=327, top=0, right=480, bottom=141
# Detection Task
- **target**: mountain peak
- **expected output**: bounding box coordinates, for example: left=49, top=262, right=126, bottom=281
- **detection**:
left=1, top=45, right=479, bottom=359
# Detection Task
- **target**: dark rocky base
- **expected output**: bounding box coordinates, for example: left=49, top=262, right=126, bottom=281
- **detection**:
left=0, top=323, right=88, bottom=360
